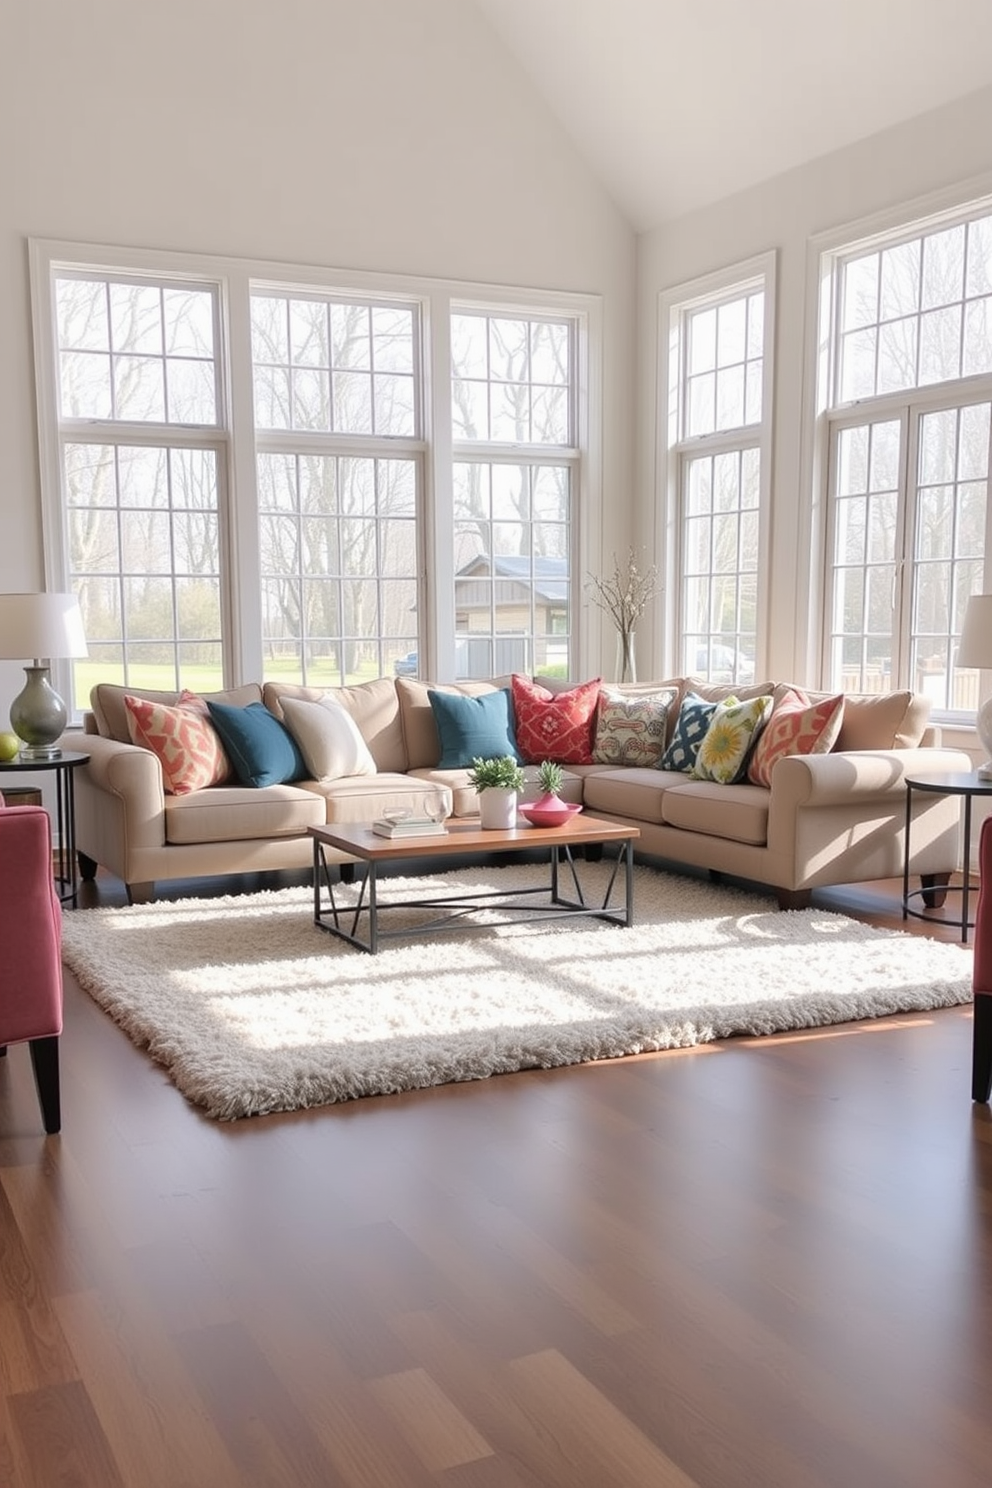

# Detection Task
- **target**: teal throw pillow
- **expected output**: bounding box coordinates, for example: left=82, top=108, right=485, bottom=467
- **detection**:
left=206, top=700, right=307, bottom=788
left=658, top=693, right=719, bottom=773
left=428, top=687, right=520, bottom=769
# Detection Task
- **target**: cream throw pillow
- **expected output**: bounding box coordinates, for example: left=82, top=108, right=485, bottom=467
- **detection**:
left=280, top=695, right=377, bottom=781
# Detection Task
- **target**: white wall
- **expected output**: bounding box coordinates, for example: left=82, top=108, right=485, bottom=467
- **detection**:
left=637, top=83, right=992, bottom=692
left=0, top=0, right=635, bottom=685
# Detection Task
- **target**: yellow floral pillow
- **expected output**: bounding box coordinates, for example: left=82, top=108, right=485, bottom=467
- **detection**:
left=691, top=695, right=773, bottom=784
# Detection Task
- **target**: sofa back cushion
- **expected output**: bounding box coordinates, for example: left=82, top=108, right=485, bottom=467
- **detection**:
left=263, top=678, right=406, bottom=772
left=396, top=677, right=500, bottom=769
left=833, top=690, right=930, bottom=751
left=91, top=682, right=262, bottom=743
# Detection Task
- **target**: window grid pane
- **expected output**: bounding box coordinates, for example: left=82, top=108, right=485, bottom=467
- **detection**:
left=684, top=290, right=764, bottom=438
left=679, top=450, right=757, bottom=683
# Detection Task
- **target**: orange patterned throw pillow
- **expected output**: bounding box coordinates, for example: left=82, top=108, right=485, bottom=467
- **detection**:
left=124, top=693, right=232, bottom=795
left=746, top=689, right=845, bottom=788
left=511, top=674, right=602, bottom=764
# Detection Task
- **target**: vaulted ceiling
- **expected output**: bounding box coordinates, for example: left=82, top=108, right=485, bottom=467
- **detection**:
left=473, top=0, right=992, bottom=230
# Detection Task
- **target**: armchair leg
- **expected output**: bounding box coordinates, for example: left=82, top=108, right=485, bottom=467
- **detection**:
left=28, top=1036, right=61, bottom=1134
left=973, top=996, right=992, bottom=1103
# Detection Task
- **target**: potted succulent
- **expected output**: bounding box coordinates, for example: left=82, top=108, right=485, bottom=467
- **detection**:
left=467, top=755, right=525, bottom=829
left=528, top=758, right=574, bottom=824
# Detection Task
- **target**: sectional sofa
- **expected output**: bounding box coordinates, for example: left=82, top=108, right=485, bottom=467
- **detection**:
left=67, top=674, right=972, bottom=907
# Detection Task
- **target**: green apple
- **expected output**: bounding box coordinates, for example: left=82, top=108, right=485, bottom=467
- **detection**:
left=0, top=731, right=21, bottom=762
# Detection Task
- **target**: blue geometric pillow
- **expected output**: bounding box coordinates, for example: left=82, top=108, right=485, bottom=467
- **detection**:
left=658, top=693, right=719, bottom=773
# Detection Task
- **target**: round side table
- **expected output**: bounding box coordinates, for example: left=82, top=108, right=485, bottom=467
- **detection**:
left=902, top=770, right=992, bottom=943
left=0, top=750, right=90, bottom=906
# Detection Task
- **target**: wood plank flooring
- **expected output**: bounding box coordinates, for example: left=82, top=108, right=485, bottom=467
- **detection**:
left=2, top=867, right=991, bottom=1487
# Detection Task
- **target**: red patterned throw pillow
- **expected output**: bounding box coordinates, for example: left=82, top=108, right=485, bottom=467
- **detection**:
left=124, top=693, right=231, bottom=795
left=511, top=674, right=602, bottom=764
left=746, top=688, right=844, bottom=788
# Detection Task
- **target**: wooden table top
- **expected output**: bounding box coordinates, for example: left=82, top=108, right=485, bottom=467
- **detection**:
left=309, top=813, right=639, bottom=863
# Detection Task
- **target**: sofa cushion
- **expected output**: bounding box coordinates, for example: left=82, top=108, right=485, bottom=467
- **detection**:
left=691, top=695, right=773, bottom=784
left=280, top=695, right=377, bottom=781
left=592, top=686, right=677, bottom=767
left=123, top=694, right=231, bottom=795
left=91, top=682, right=263, bottom=743
left=428, top=687, right=520, bottom=768
left=207, top=701, right=307, bottom=788
left=581, top=767, right=688, bottom=826
left=263, top=678, right=406, bottom=773
left=659, top=693, right=719, bottom=773
left=301, top=773, right=453, bottom=825
left=164, top=783, right=326, bottom=845
left=661, top=780, right=770, bottom=846
left=834, top=690, right=930, bottom=751
left=511, top=674, right=601, bottom=764
left=396, top=677, right=500, bottom=769
left=747, top=689, right=845, bottom=787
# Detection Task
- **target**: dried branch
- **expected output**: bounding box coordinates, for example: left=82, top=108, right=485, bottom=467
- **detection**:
left=586, top=549, right=660, bottom=638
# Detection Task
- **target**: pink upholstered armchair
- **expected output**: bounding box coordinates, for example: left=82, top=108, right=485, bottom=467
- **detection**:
left=0, top=802, right=63, bottom=1132
left=973, top=815, right=992, bottom=1102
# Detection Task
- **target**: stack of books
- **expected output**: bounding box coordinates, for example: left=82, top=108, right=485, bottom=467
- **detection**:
left=372, top=817, right=447, bottom=839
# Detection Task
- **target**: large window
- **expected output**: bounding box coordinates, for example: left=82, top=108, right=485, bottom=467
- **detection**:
left=31, top=244, right=595, bottom=711
left=663, top=255, right=775, bottom=684
left=821, top=203, right=992, bottom=716
left=451, top=311, right=576, bottom=679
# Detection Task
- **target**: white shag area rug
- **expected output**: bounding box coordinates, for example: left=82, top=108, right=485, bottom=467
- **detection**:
left=60, top=863, right=973, bottom=1120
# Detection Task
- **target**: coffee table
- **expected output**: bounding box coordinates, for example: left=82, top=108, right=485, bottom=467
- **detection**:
left=309, top=814, right=640, bottom=953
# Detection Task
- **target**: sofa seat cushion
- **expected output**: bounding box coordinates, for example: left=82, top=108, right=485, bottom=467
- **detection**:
left=661, top=781, right=770, bottom=846
left=581, top=768, right=689, bottom=826
left=302, top=773, right=453, bottom=825
left=164, top=784, right=326, bottom=845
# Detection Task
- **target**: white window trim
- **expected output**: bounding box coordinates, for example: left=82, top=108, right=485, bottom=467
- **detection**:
left=30, top=238, right=602, bottom=700
left=656, top=250, right=776, bottom=679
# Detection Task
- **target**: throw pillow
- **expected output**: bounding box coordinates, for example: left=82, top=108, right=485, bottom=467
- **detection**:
left=124, top=694, right=231, bottom=795
left=510, top=674, right=601, bottom=765
left=593, top=686, right=678, bottom=767
left=658, top=693, right=719, bottom=773
left=428, top=687, right=520, bottom=769
left=747, top=689, right=845, bottom=787
left=692, top=695, right=774, bottom=784
left=280, top=695, right=377, bottom=781
left=206, top=701, right=307, bottom=788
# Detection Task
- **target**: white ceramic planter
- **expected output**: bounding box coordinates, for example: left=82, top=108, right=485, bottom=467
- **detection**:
left=478, top=787, right=519, bottom=829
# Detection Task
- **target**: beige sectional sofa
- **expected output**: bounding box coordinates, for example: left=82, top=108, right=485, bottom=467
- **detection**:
left=68, top=674, right=972, bottom=907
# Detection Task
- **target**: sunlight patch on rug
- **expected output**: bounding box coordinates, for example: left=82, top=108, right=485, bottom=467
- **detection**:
left=60, top=863, right=973, bottom=1120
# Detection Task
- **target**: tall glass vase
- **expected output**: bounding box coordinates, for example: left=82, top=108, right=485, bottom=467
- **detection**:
left=615, top=629, right=637, bottom=685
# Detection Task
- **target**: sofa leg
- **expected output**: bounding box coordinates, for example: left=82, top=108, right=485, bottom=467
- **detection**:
left=920, top=872, right=951, bottom=909
left=125, top=881, right=155, bottom=905
left=78, top=850, right=99, bottom=881
left=776, top=888, right=812, bottom=911
left=973, top=996, right=992, bottom=1103
left=29, top=1036, right=61, bottom=1134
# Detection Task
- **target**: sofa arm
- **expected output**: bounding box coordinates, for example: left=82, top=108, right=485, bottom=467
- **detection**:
left=75, top=733, right=168, bottom=864
left=770, top=747, right=974, bottom=811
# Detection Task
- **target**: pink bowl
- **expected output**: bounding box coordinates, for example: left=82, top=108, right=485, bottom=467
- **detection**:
left=518, top=801, right=583, bottom=828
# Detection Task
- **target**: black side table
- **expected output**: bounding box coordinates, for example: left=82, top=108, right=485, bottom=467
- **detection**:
left=903, top=770, right=992, bottom=943
left=0, top=750, right=90, bottom=906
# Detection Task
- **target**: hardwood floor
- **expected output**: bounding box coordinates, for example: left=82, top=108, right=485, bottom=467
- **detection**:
left=2, top=867, right=991, bottom=1486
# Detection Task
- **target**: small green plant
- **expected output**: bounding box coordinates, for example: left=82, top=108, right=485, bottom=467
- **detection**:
left=536, top=759, right=564, bottom=795
left=467, top=755, right=526, bottom=792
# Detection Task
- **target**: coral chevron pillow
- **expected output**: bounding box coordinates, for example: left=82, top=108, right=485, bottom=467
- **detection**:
left=511, top=674, right=601, bottom=764
left=124, top=693, right=231, bottom=795
left=747, top=689, right=845, bottom=787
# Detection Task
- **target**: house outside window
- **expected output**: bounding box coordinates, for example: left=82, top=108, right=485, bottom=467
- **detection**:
left=819, top=202, right=992, bottom=718
left=661, top=253, right=776, bottom=685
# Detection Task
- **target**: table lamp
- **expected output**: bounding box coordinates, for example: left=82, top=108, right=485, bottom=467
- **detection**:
left=956, top=592, right=992, bottom=779
left=0, top=592, right=88, bottom=760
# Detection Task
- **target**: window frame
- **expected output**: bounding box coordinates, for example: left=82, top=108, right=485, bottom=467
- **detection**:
left=30, top=239, right=601, bottom=713
left=657, top=251, right=776, bottom=684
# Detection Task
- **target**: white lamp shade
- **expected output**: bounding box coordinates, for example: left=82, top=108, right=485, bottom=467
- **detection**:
left=0, top=592, right=88, bottom=661
left=956, top=594, right=992, bottom=670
